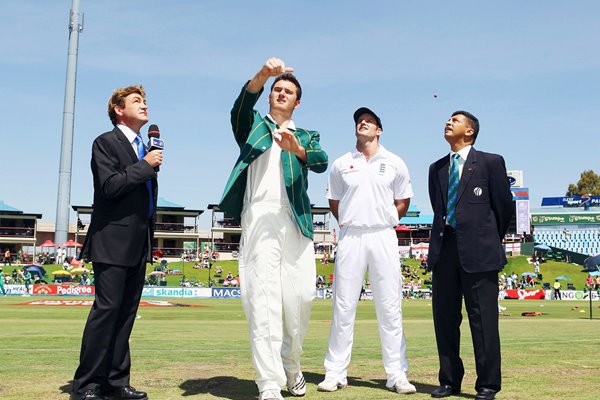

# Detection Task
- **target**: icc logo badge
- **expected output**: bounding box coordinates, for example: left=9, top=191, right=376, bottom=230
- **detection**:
left=473, top=187, right=483, bottom=196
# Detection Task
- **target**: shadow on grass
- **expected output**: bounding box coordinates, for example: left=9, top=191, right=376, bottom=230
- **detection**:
left=59, top=381, right=73, bottom=396
left=180, top=376, right=256, bottom=399
left=305, top=372, right=476, bottom=398
left=62, top=374, right=476, bottom=399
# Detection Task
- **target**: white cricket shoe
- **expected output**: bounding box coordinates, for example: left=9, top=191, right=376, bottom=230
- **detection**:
left=286, top=371, right=306, bottom=396
left=317, top=377, right=347, bottom=392
left=387, top=378, right=417, bottom=394
left=259, top=389, right=284, bottom=400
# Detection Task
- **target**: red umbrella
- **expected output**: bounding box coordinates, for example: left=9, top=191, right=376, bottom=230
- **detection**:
left=70, top=259, right=82, bottom=267
left=60, top=239, right=83, bottom=247
left=395, top=225, right=411, bottom=232
left=40, top=240, right=57, bottom=247
left=152, top=249, right=164, bottom=258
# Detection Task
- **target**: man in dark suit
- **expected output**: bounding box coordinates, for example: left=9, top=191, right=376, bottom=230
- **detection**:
left=71, top=85, right=162, bottom=400
left=428, top=111, right=513, bottom=400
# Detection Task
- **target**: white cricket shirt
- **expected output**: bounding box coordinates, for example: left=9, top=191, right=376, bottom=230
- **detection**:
left=243, top=114, right=295, bottom=208
left=327, top=145, right=413, bottom=229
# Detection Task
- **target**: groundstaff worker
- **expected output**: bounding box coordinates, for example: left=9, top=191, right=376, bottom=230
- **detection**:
left=319, top=107, right=416, bottom=395
left=219, top=57, right=328, bottom=400
left=71, top=85, right=161, bottom=400
left=428, top=111, right=512, bottom=400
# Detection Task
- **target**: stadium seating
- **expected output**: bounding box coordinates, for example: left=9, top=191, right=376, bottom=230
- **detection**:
left=533, top=228, right=600, bottom=256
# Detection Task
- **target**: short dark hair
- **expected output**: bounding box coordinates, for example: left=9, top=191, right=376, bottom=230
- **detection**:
left=270, top=73, right=302, bottom=101
left=452, top=110, right=479, bottom=144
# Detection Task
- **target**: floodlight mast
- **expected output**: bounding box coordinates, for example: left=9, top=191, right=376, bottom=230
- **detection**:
left=55, top=0, right=83, bottom=245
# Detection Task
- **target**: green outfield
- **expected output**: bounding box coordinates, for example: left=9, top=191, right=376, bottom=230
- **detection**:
left=0, top=296, right=598, bottom=400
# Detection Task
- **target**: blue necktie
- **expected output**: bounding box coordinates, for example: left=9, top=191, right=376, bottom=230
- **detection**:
left=134, top=135, right=155, bottom=219
left=447, top=153, right=460, bottom=228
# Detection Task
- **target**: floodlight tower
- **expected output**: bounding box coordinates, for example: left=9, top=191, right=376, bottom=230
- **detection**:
left=55, top=0, right=84, bottom=245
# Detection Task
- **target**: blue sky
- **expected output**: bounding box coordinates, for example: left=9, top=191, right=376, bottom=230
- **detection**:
left=1, top=0, right=598, bottom=229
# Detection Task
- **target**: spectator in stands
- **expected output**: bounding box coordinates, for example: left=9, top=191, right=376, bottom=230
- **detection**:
left=22, top=267, right=32, bottom=296
left=316, top=275, right=325, bottom=289
left=553, top=280, right=562, bottom=300
left=506, top=274, right=513, bottom=290
left=499, top=273, right=507, bottom=289
left=0, top=267, right=6, bottom=296
left=56, top=247, right=64, bottom=264
left=3, top=249, right=11, bottom=266
left=585, top=275, right=593, bottom=290
left=595, top=276, right=600, bottom=290
left=180, top=275, right=189, bottom=287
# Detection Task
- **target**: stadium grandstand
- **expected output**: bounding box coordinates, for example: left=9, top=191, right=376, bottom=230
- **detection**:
left=531, top=195, right=600, bottom=256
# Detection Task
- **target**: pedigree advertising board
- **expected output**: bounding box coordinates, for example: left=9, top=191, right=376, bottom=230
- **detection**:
left=32, top=284, right=95, bottom=296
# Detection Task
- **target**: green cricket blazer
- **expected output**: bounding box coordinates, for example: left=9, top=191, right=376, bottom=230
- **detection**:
left=218, top=83, right=328, bottom=240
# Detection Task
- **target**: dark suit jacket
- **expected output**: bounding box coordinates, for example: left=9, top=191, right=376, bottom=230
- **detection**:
left=428, top=147, right=513, bottom=273
left=80, top=127, right=157, bottom=267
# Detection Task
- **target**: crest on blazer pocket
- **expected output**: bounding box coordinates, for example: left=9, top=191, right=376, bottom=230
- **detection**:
left=467, top=180, right=489, bottom=203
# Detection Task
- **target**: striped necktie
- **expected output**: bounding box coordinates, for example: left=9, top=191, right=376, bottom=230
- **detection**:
left=446, top=153, right=460, bottom=228
left=134, top=135, right=155, bottom=219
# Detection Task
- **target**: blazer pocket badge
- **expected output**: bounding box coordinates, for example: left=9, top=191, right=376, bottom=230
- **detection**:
left=473, top=187, right=483, bottom=196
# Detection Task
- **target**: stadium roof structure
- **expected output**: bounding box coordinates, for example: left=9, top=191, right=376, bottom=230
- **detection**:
left=402, top=214, right=434, bottom=225
left=0, top=199, right=43, bottom=218
left=73, top=197, right=203, bottom=217
left=0, top=200, right=20, bottom=212
left=401, top=204, right=433, bottom=226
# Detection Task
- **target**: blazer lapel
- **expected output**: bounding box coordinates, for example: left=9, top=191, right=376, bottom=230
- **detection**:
left=437, top=156, right=450, bottom=208
left=114, top=127, right=139, bottom=164
left=457, top=147, right=477, bottom=202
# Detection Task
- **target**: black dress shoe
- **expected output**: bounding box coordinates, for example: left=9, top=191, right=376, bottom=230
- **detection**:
left=71, top=388, right=106, bottom=400
left=475, top=388, right=497, bottom=400
left=431, top=384, right=460, bottom=398
left=109, top=385, right=148, bottom=400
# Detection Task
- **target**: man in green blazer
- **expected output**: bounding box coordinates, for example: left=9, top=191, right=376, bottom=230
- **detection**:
left=219, top=57, right=328, bottom=400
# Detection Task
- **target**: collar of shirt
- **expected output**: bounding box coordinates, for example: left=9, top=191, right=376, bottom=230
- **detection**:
left=266, top=113, right=296, bottom=131
left=117, top=124, right=142, bottom=145
left=448, top=145, right=473, bottom=165
left=449, top=145, right=471, bottom=177
left=449, top=145, right=472, bottom=163
left=351, top=144, right=387, bottom=161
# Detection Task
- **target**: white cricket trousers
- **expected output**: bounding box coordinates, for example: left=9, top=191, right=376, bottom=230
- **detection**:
left=324, top=226, right=409, bottom=387
left=240, top=203, right=316, bottom=392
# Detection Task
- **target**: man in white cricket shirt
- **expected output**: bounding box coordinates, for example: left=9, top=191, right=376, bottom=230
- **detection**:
left=318, top=107, right=417, bottom=395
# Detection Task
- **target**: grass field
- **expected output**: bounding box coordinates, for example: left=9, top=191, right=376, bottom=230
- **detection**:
left=0, top=296, right=598, bottom=400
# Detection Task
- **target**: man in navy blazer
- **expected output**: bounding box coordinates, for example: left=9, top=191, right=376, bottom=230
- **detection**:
left=428, top=111, right=513, bottom=400
left=71, top=85, right=161, bottom=400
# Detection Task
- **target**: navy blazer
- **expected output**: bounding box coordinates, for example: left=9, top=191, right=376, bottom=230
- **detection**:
left=427, top=148, right=513, bottom=273
left=80, top=127, right=158, bottom=267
